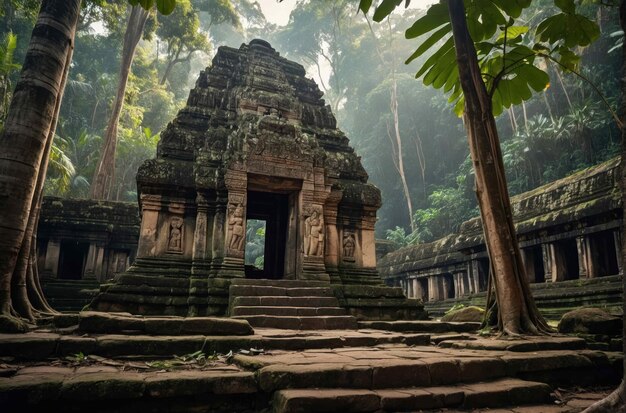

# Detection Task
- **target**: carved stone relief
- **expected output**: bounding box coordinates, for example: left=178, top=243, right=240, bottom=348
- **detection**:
left=304, top=206, right=324, bottom=257
left=167, top=216, right=184, bottom=254
left=227, top=202, right=245, bottom=253
left=343, top=231, right=356, bottom=262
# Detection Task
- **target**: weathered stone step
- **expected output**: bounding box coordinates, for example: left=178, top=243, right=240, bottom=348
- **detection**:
left=45, top=298, right=92, bottom=312
left=231, top=279, right=329, bottom=288
left=0, top=332, right=432, bottom=360
left=247, top=347, right=619, bottom=393
left=232, top=296, right=340, bottom=308
left=272, top=379, right=552, bottom=413
left=233, top=315, right=358, bottom=330
left=230, top=285, right=334, bottom=298
left=438, top=336, right=587, bottom=352
left=0, top=368, right=259, bottom=412
left=358, top=320, right=481, bottom=334
left=231, top=306, right=347, bottom=317
left=77, top=311, right=254, bottom=336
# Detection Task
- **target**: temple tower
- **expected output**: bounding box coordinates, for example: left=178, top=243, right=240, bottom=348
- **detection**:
left=92, top=40, right=423, bottom=321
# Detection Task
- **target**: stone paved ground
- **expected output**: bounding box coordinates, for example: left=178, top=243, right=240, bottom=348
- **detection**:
left=0, top=324, right=622, bottom=412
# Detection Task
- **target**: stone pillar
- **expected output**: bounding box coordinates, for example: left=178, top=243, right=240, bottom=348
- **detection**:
left=42, top=239, right=61, bottom=279
left=83, top=243, right=97, bottom=279
left=324, top=192, right=341, bottom=271
left=614, top=230, right=623, bottom=273
left=428, top=276, right=439, bottom=301
left=549, top=243, right=571, bottom=282
left=520, top=248, right=535, bottom=283
left=440, top=275, right=450, bottom=300
left=94, top=246, right=106, bottom=281
left=211, top=202, right=226, bottom=261
left=542, top=243, right=553, bottom=282
left=407, top=277, right=414, bottom=298
left=453, top=272, right=465, bottom=298
left=470, top=260, right=481, bottom=293
left=463, top=271, right=470, bottom=295
left=193, top=200, right=209, bottom=262
left=137, top=195, right=161, bottom=258
left=413, top=278, right=421, bottom=300
left=576, top=236, right=590, bottom=279
left=466, top=262, right=474, bottom=294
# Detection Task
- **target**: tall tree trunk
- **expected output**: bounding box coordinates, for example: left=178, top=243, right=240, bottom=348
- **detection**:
left=12, top=35, right=74, bottom=320
left=448, top=0, right=549, bottom=335
left=90, top=5, right=148, bottom=200
left=581, top=1, right=626, bottom=411
left=0, top=0, right=81, bottom=331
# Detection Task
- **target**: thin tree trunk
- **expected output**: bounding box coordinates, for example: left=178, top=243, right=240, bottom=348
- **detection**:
left=0, top=0, right=81, bottom=330
left=581, top=1, right=626, bottom=411
left=521, top=101, right=529, bottom=132
left=90, top=5, right=148, bottom=200
left=508, top=107, right=517, bottom=133
left=448, top=0, right=549, bottom=335
left=160, top=46, right=181, bottom=85
left=543, top=92, right=555, bottom=122
left=364, top=15, right=416, bottom=232
left=551, top=60, right=573, bottom=111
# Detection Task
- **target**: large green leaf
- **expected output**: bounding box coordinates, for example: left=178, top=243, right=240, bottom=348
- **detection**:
left=359, top=0, right=373, bottom=13
left=536, top=13, right=599, bottom=48
left=157, top=0, right=176, bottom=15
left=554, top=0, right=575, bottom=13
left=496, top=26, right=528, bottom=43
left=373, top=0, right=403, bottom=22
left=405, top=24, right=450, bottom=64
left=405, top=2, right=449, bottom=39
left=138, top=0, right=155, bottom=10
left=423, top=45, right=456, bottom=87
left=415, top=36, right=454, bottom=79
left=491, top=0, right=531, bottom=19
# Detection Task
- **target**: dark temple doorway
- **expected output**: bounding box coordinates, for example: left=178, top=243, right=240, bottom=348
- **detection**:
left=58, top=240, right=89, bottom=280
left=245, top=191, right=289, bottom=279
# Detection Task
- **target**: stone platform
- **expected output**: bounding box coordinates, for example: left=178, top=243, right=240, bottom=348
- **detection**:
left=0, top=313, right=622, bottom=412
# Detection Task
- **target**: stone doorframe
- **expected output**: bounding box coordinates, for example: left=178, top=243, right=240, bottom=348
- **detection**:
left=223, top=166, right=331, bottom=282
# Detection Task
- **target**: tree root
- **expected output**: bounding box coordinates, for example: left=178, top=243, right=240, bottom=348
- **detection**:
left=0, top=314, right=30, bottom=333
left=582, top=382, right=626, bottom=413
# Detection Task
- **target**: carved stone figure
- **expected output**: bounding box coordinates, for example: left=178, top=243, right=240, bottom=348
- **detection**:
left=343, top=232, right=356, bottom=260
left=228, top=203, right=245, bottom=251
left=305, top=209, right=324, bottom=257
left=168, top=217, right=183, bottom=253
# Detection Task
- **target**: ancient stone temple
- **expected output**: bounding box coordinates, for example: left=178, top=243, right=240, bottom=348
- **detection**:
left=92, top=40, right=422, bottom=321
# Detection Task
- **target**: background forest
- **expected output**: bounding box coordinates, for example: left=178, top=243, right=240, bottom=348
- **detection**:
left=0, top=0, right=621, bottom=244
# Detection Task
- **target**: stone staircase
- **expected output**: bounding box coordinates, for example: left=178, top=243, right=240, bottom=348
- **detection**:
left=229, top=279, right=358, bottom=330
left=228, top=341, right=620, bottom=413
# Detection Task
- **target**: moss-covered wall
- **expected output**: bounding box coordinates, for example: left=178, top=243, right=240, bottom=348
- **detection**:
left=379, top=157, right=622, bottom=280
left=38, top=196, right=140, bottom=249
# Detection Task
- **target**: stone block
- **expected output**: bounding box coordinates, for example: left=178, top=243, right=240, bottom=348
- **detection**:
left=60, top=372, right=145, bottom=401
left=371, top=360, right=430, bottom=388
left=458, top=358, right=506, bottom=382
left=273, top=389, right=380, bottom=413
